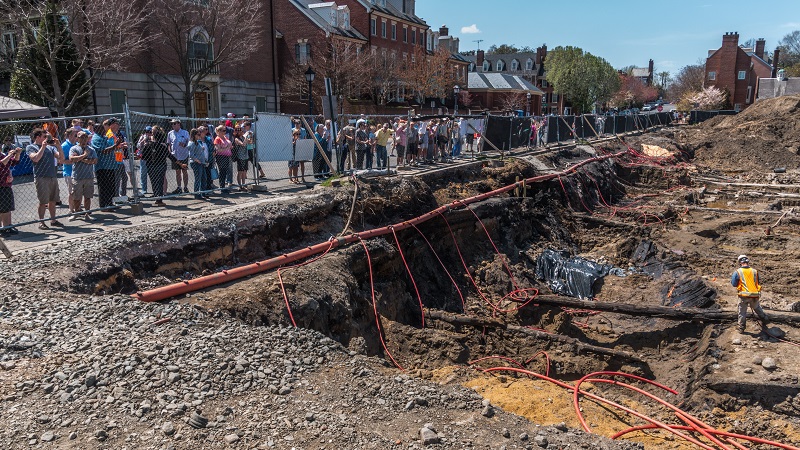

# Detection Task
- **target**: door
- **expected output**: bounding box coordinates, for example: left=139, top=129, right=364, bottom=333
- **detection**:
left=194, top=92, right=209, bottom=118
left=110, top=89, right=126, bottom=113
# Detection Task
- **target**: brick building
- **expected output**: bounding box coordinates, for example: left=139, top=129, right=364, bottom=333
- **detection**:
left=705, top=32, right=773, bottom=111
left=631, top=59, right=654, bottom=86
left=464, top=45, right=559, bottom=115
left=93, top=0, right=278, bottom=117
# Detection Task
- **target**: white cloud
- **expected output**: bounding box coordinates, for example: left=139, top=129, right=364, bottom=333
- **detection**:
left=461, top=24, right=481, bottom=34
left=781, top=22, right=800, bottom=28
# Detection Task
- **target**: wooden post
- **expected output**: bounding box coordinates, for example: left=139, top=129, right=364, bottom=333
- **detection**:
left=300, top=116, right=336, bottom=176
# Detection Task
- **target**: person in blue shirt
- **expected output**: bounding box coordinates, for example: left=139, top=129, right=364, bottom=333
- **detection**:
left=91, top=119, right=124, bottom=208
left=61, top=128, right=77, bottom=213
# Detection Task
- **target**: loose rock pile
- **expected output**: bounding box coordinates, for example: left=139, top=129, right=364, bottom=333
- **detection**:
left=0, top=287, right=640, bottom=448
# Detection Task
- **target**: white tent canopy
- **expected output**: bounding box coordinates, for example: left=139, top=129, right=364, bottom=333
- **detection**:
left=0, top=95, right=51, bottom=120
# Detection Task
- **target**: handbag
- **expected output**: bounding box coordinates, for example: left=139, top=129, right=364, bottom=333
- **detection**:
left=210, top=167, right=219, bottom=180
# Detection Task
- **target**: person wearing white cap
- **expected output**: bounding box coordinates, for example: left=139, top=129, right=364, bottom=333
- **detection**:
left=730, top=255, right=769, bottom=333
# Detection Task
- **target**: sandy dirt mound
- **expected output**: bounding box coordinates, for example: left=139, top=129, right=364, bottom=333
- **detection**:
left=684, top=95, right=800, bottom=175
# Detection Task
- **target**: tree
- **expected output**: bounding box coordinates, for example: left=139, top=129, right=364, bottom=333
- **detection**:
left=611, top=74, right=658, bottom=108
left=458, top=90, right=475, bottom=109
left=1, top=0, right=151, bottom=116
left=545, top=46, right=619, bottom=113
left=778, top=30, right=800, bottom=76
left=143, top=0, right=266, bottom=116
left=678, top=86, right=726, bottom=111
left=657, top=71, right=671, bottom=89
left=499, top=92, right=526, bottom=111
left=666, top=62, right=705, bottom=102
left=488, top=44, right=520, bottom=54
left=403, top=47, right=457, bottom=104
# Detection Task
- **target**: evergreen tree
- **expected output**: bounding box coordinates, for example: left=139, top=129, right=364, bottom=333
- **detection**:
left=10, top=1, right=91, bottom=116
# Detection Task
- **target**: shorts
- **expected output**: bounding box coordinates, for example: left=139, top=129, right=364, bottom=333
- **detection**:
left=172, top=158, right=188, bottom=170
left=288, top=160, right=299, bottom=168
left=466, top=134, right=474, bottom=144
left=395, top=145, right=406, bottom=158
left=236, top=158, right=249, bottom=172
left=407, top=143, right=418, bottom=156
left=73, top=178, right=94, bottom=200
left=0, top=186, right=14, bottom=213
left=64, top=175, right=74, bottom=196
left=35, top=177, right=60, bottom=204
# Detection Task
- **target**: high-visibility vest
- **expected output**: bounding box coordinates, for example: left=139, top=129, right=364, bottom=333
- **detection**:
left=736, top=267, right=761, bottom=298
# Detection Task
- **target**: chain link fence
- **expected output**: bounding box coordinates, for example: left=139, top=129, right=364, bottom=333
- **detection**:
left=0, top=108, right=673, bottom=233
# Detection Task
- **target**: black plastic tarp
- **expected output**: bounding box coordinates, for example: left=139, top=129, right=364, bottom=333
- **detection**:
left=534, top=249, right=613, bottom=299
left=483, top=115, right=531, bottom=151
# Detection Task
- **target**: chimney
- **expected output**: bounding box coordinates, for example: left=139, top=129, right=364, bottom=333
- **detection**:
left=439, top=24, right=448, bottom=37
left=755, top=38, right=765, bottom=59
left=477, top=50, right=485, bottom=71
left=772, top=48, right=780, bottom=78
left=722, top=31, right=739, bottom=47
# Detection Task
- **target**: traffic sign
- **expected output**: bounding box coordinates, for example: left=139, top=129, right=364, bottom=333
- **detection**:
left=657, top=105, right=663, bottom=112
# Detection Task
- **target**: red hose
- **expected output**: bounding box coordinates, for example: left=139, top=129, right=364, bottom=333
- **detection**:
left=277, top=239, right=336, bottom=327
left=483, top=367, right=715, bottom=450
left=573, top=371, right=678, bottom=433
left=410, top=223, right=466, bottom=312
left=359, top=238, right=404, bottom=371
left=612, top=424, right=800, bottom=450
left=391, top=227, right=425, bottom=328
left=133, top=151, right=627, bottom=303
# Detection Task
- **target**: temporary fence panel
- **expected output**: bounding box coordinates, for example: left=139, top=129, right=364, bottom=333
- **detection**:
left=0, top=113, right=125, bottom=230
left=253, top=113, right=293, bottom=161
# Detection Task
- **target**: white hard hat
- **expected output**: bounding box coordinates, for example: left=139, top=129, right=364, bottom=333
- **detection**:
left=737, top=255, right=749, bottom=263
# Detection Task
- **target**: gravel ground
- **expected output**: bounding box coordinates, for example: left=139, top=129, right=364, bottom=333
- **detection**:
left=0, top=265, right=639, bottom=449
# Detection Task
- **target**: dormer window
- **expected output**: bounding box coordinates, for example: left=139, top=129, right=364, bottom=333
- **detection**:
left=526, top=58, right=533, bottom=70
left=483, top=60, right=490, bottom=71
left=511, top=59, right=519, bottom=71
left=496, top=60, right=505, bottom=71
left=469, top=63, right=475, bottom=72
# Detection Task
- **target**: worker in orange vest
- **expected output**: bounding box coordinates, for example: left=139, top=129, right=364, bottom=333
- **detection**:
left=730, top=255, right=769, bottom=333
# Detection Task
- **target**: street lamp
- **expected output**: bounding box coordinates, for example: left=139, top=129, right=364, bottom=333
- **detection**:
left=304, top=66, right=316, bottom=115
left=526, top=92, right=531, bottom=116
left=453, top=85, right=460, bottom=116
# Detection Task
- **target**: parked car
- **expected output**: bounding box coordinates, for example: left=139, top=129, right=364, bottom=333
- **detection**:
left=642, top=105, right=653, bottom=111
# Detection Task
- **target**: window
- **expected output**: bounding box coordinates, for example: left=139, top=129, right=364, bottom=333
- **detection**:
left=256, top=96, right=267, bottom=112
left=496, top=60, right=505, bottom=71
left=295, top=42, right=310, bottom=64
left=738, top=70, right=746, bottom=80
left=403, top=27, right=407, bottom=43
left=541, top=79, right=548, bottom=88
left=746, top=86, right=752, bottom=104
left=188, top=28, right=212, bottom=61
left=391, top=23, right=396, bottom=40
left=1, top=30, right=17, bottom=58
left=371, top=18, right=376, bottom=35
left=526, top=58, right=533, bottom=70
left=482, top=61, right=490, bottom=71
left=511, top=59, right=519, bottom=71
left=426, top=33, right=431, bottom=51
left=109, top=90, right=126, bottom=114
left=381, top=20, right=386, bottom=38
left=708, top=71, right=716, bottom=81
left=552, top=93, right=559, bottom=102
left=411, top=28, right=416, bottom=44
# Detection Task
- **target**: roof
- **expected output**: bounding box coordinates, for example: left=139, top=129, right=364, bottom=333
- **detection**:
left=360, top=0, right=427, bottom=26
left=0, top=96, right=50, bottom=120
left=467, top=73, right=543, bottom=94
left=291, top=0, right=368, bottom=41
left=631, top=68, right=651, bottom=78
left=450, top=52, right=470, bottom=63
left=464, top=52, right=538, bottom=64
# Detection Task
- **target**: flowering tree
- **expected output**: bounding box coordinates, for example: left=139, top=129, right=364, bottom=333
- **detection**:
left=680, top=86, right=727, bottom=111
left=611, top=74, right=658, bottom=108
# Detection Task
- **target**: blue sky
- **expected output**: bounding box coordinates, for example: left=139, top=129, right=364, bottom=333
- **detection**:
left=415, top=0, right=800, bottom=75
